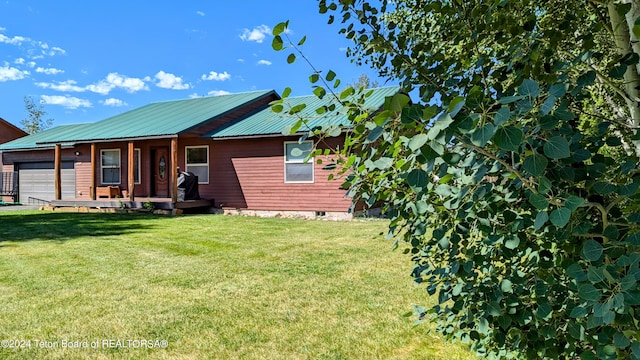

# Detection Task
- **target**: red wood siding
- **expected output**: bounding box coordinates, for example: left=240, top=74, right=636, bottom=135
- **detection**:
left=211, top=136, right=352, bottom=212
left=0, top=119, right=27, bottom=145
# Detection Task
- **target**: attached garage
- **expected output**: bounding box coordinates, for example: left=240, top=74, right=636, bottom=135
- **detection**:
left=18, top=162, right=76, bottom=204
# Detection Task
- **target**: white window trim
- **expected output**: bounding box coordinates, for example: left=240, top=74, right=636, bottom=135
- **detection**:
left=185, top=145, right=209, bottom=184
left=134, top=148, right=141, bottom=185
left=101, top=148, right=121, bottom=185
left=284, top=140, right=314, bottom=184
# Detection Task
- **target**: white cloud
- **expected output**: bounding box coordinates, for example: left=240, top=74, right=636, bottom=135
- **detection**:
left=0, top=34, right=28, bottom=45
left=41, top=95, right=91, bottom=109
left=0, top=31, right=66, bottom=58
left=26, top=61, right=36, bottom=68
left=36, top=66, right=64, bottom=75
left=0, top=65, right=29, bottom=82
left=196, top=10, right=205, bottom=16
left=37, top=73, right=149, bottom=95
left=35, top=80, right=84, bottom=92
left=155, top=71, right=190, bottom=90
left=239, top=25, right=271, bottom=43
left=87, top=72, right=149, bottom=94
left=101, top=98, right=127, bottom=107
left=14, top=58, right=25, bottom=65
left=257, top=60, right=272, bottom=66
left=237, top=58, right=245, bottom=63
left=208, top=90, right=231, bottom=96
left=201, top=71, right=231, bottom=81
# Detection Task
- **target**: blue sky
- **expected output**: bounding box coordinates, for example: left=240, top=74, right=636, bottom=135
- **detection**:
left=0, top=1, right=388, bottom=128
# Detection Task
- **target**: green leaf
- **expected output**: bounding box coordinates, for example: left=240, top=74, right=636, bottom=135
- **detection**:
left=543, top=136, right=571, bottom=159
left=610, top=63, right=627, bottom=79
left=408, top=133, right=428, bottom=151
left=539, top=177, right=552, bottom=194
left=289, top=103, right=306, bottom=115
left=614, top=332, right=631, bottom=349
left=326, top=70, right=337, bottom=82
left=565, top=196, right=585, bottom=212
left=478, top=317, right=489, bottom=335
left=282, top=87, right=292, bottom=98
left=603, top=225, right=620, bottom=241
left=501, top=279, right=513, bottom=293
left=494, top=107, right=511, bottom=125
left=582, top=239, right=603, bottom=261
left=272, top=35, right=284, bottom=51
left=297, top=35, right=307, bottom=46
left=416, top=200, right=429, bottom=214
left=593, top=182, right=616, bottom=195
left=529, top=193, right=549, bottom=210
left=309, top=73, right=320, bottom=83
left=339, top=87, right=354, bottom=99
left=427, top=113, right=453, bottom=141
left=620, top=182, right=640, bottom=196
left=365, top=126, right=384, bottom=143
left=523, top=154, right=548, bottom=177
left=493, top=126, right=523, bottom=151
left=499, top=95, right=524, bottom=104
left=504, top=236, right=520, bottom=250
left=540, top=95, right=556, bottom=115
left=518, top=79, right=540, bottom=98
left=632, top=16, right=640, bottom=38
left=313, top=86, right=326, bottom=99
left=373, top=157, right=394, bottom=170
left=550, top=207, right=571, bottom=227
left=549, top=83, right=567, bottom=98
left=470, top=123, right=495, bottom=147
left=448, top=96, right=465, bottom=117
left=287, top=53, right=296, bottom=64
left=577, top=71, right=596, bottom=88
left=534, top=211, right=548, bottom=230
left=406, top=169, right=428, bottom=191
left=570, top=306, right=589, bottom=318
left=272, top=21, right=287, bottom=36
left=577, top=283, right=600, bottom=302
left=389, top=93, right=410, bottom=112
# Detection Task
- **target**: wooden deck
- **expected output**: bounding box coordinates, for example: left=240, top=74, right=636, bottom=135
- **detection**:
left=50, top=197, right=214, bottom=210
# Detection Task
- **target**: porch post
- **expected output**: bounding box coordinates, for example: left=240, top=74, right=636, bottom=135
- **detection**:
left=171, top=137, right=178, bottom=203
left=128, top=141, right=135, bottom=202
left=54, top=144, right=61, bottom=200
left=90, top=143, right=96, bottom=200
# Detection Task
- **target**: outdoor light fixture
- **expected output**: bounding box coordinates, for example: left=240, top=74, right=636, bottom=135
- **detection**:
left=75, top=151, right=81, bottom=156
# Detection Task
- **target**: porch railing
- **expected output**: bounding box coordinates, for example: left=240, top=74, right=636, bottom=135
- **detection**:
left=0, top=172, right=18, bottom=202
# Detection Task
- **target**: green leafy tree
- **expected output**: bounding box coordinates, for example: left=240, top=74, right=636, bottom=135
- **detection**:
left=273, top=0, right=640, bottom=358
left=21, top=96, right=53, bottom=134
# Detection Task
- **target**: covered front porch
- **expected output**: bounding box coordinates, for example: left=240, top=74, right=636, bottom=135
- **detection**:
left=48, top=137, right=190, bottom=207
left=49, top=197, right=214, bottom=211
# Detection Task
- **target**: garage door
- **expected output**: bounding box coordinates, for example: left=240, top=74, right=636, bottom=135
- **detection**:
left=18, top=162, right=76, bottom=204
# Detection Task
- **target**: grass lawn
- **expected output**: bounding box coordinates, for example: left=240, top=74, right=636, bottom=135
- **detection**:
left=0, top=211, right=473, bottom=359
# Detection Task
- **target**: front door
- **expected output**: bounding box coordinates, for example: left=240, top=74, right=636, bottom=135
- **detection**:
left=153, top=147, right=169, bottom=197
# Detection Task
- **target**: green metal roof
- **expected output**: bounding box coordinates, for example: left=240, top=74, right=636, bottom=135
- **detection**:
left=0, top=123, right=92, bottom=150
left=209, top=86, right=400, bottom=139
left=0, top=90, right=275, bottom=150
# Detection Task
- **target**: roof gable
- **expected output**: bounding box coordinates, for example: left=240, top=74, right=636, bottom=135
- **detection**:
left=209, top=86, right=400, bottom=139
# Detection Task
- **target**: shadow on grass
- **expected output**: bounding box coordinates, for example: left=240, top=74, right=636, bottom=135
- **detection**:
left=0, top=212, right=163, bottom=243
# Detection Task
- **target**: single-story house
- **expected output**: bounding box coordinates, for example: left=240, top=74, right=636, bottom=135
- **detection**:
left=0, top=86, right=398, bottom=217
